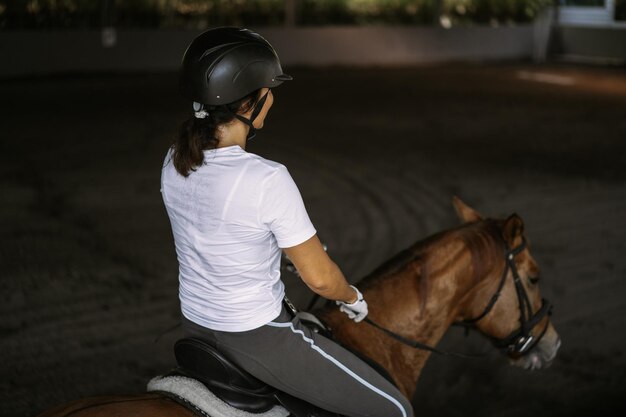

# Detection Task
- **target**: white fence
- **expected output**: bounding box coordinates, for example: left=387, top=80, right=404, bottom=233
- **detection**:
left=3, top=9, right=623, bottom=79
left=1, top=25, right=536, bottom=78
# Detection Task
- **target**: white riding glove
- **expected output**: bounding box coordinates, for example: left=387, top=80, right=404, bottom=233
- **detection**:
left=336, top=285, right=368, bottom=323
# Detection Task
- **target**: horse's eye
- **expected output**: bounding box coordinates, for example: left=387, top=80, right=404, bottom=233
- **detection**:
left=529, top=276, right=540, bottom=285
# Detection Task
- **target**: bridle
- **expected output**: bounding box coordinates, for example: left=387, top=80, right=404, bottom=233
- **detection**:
left=461, top=236, right=553, bottom=356
left=363, top=235, right=553, bottom=358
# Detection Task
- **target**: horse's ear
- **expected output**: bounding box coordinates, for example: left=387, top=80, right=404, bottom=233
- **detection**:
left=502, top=213, right=525, bottom=248
left=452, top=196, right=483, bottom=223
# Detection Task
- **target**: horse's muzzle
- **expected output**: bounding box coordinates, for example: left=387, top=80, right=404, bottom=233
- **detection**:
left=511, top=330, right=561, bottom=371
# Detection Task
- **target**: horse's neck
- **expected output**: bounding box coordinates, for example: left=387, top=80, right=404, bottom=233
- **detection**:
left=321, top=237, right=492, bottom=398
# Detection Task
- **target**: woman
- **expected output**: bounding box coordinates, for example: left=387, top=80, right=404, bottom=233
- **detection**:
left=161, top=27, right=413, bottom=417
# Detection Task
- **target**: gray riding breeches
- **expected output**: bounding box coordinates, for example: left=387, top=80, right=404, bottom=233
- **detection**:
left=181, top=306, right=413, bottom=417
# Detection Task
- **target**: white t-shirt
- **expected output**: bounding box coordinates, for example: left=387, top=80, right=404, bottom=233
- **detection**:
left=160, top=145, right=316, bottom=332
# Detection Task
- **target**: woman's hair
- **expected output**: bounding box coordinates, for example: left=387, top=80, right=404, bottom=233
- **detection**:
left=172, top=89, right=261, bottom=177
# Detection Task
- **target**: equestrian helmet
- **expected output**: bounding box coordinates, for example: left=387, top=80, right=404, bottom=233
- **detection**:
left=180, top=27, right=292, bottom=106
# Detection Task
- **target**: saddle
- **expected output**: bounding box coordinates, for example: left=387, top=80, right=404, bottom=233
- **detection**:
left=172, top=338, right=340, bottom=417
left=173, top=337, right=278, bottom=413
left=167, top=312, right=395, bottom=417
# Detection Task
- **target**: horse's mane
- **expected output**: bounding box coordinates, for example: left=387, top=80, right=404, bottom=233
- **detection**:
left=357, top=229, right=447, bottom=288
left=459, top=219, right=505, bottom=285
left=356, top=219, right=505, bottom=313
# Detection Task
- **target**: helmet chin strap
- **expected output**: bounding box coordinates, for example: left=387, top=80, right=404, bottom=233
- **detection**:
left=232, top=89, right=270, bottom=141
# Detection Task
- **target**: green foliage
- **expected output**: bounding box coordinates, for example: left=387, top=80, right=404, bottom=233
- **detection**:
left=0, top=0, right=100, bottom=29
left=167, top=0, right=285, bottom=28
left=445, top=0, right=553, bottom=25
left=300, top=0, right=438, bottom=25
left=0, top=0, right=553, bottom=30
left=299, top=0, right=551, bottom=25
left=0, top=0, right=285, bottom=29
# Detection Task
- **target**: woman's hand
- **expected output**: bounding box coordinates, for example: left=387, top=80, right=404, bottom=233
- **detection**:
left=336, top=286, right=369, bottom=322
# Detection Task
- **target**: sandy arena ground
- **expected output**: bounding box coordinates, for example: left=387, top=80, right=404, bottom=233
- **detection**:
left=1, top=63, right=625, bottom=417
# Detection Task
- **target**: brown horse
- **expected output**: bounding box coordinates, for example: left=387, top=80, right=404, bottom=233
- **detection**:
left=38, top=198, right=560, bottom=416
left=318, top=197, right=560, bottom=399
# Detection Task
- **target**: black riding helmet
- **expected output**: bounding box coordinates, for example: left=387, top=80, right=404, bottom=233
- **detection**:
left=180, top=27, right=292, bottom=138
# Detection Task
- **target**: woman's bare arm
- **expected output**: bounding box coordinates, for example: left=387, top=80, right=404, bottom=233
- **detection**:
left=283, top=234, right=358, bottom=304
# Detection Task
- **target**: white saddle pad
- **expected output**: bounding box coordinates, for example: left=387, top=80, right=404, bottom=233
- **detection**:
left=147, top=375, right=289, bottom=417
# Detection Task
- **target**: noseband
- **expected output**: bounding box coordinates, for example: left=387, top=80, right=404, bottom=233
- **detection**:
left=462, top=237, right=553, bottom=356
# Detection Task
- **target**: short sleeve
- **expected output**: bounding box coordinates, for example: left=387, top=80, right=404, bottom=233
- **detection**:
left=259, top=166, right=317, bottom=248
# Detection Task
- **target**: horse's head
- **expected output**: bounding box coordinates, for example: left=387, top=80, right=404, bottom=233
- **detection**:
left=453, top=197, right=561, bottom=371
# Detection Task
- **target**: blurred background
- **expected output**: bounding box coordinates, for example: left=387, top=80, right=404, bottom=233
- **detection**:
left=1, top=1, right=625, bottom=416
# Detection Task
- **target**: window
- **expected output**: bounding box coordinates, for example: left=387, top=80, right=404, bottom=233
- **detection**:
left=560, top=0, right=605, bottom=5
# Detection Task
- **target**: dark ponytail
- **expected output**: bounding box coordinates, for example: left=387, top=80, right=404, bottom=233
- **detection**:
left=172, top=89, right=260, bottom=177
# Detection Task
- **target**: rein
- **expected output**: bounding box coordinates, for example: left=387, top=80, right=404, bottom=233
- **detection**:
left=362, top=316, right=486, bottom=358
left=363, top=236, right=552, bottom=358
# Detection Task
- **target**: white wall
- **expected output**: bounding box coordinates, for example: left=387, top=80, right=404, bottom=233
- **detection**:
left=0, top=26, right=534, bottom=78
left=553, top=25, right=626, bottom=63
left=263, top=26, right=534, bottom=66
